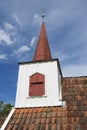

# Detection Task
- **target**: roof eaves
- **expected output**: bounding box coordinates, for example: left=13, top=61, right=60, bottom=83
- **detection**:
left=1, top=108, right=15, bottom=130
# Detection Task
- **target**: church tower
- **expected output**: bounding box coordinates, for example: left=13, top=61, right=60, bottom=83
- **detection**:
left=2, top=11, right=87, bottom=130
left=15, top=14, right=63, bottom=108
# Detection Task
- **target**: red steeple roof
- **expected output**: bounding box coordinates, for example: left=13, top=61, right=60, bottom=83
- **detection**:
left=34, top=22, right=52, bottom=61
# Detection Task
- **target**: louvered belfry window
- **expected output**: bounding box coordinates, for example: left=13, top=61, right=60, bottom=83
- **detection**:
left=29, top=73, right=45, bottom=96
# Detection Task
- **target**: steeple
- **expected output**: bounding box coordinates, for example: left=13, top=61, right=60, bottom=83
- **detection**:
left=34, top=15, right=52, bottom=61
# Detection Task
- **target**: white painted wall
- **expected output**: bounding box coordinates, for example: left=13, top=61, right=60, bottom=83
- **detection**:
left=15, top=60, right=62, bottom=108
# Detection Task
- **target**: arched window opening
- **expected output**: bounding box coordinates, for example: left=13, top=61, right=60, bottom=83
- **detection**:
left=29, top=73, right=45, bottom=96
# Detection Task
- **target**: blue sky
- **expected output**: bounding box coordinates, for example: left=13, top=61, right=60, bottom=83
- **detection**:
left=0, top=0, right=87, bottom=105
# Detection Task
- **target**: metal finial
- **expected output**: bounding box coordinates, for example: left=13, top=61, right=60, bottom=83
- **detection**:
left=42, top=8, right=45, bottom=21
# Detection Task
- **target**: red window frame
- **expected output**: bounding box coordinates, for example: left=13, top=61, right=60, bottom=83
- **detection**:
left=29, top=73, right=45, bottom=96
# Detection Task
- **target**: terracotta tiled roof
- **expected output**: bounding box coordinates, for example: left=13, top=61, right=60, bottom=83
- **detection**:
left=34, top=22, right=52, bottom=61
left=5, top=107, right=68, bottom=130
left=62, top=76, right=87, bottom=130
left=2, top=76, right=87, bottom=130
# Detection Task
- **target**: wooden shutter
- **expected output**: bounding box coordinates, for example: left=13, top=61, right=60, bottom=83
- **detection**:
left=29, top=73, right=45, bottom=96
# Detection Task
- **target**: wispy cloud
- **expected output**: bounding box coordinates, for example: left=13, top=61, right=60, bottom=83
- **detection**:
left=0, top=22, right=16, bottom=45
left=53, top=51, right=68, bottom=62
left=11, top=45, right=31, bottom=61
left=0, top=54, right=7, bottom=60
left=4, top=22, right=15, bottom=31
left=13, top=14, right=23, bottom=26
left=33, top=13, right=41, bottom=26
left=53, top=50, right=83, bottom=62
left=30, top=36, right=37, bottom=47
left=0, top=29, right=13, bottom=45
left=14, top=45, right=30, bottom=54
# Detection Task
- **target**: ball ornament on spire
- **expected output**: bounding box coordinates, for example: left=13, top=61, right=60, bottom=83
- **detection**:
left=42, top=8, right=45, bottom=21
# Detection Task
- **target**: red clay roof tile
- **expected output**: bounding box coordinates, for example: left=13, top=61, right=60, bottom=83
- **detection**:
left=41, top=118, right=46, bottom=124
left=38, top=107, right=43, bottom=112
left=52, top=124, right=57, bottom=130
left=29, top=123, right=35, bottom=130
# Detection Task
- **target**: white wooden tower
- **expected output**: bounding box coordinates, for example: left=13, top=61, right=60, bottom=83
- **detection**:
left=15, top=17, right=63, bottom=108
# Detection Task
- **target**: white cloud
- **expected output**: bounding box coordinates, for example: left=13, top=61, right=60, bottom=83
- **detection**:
left=4, top=22, right=15, bottom=30
left=0, top=22, right=16, bottom=45
left=30, top=36, right=37, bottom=47
left=15, top=45, right=30, bottom=54
left=33, top=13, right=41, bottom=26
left=0, top=54, right=7, bottom=60
left=0, top=29, right=13, bottom=45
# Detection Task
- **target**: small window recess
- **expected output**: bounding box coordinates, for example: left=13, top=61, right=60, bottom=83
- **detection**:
left=28, top=73, right=45, bottom=97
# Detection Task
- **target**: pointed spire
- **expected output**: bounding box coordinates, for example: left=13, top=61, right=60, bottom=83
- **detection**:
left=33, top=9, right=52, bottom=61
left=34, top=19, right=52, bottom=61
